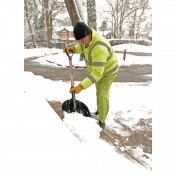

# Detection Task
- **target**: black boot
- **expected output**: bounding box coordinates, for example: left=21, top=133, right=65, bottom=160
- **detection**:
left=99, top=120, right=105, bottom=129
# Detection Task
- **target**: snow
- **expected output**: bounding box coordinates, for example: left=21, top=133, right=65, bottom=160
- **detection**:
left=22, top=72, right=151, bottom=176
left=23, top=43, right=152, bottom=140
left=1, top=43, right=153, bottom=176
left=113, top=43, right=152, bottom=53
left=1, top=69, right=149, bottom=176
left=55, top=26, right=74, bottom=32
left=108, top=82, right=152, bottom=130
left=2, top=0, right=176, bottom=175
left=24, top=48, right=60, bottom=58
left=75, top=0, right=86, bottom=23
left=24, top=44, right=152, bottom=67
left=63, top=112, right=101, bottom=142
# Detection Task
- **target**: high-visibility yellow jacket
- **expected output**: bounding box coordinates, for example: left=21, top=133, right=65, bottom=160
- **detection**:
left=75, top=28, right=118, bottom=89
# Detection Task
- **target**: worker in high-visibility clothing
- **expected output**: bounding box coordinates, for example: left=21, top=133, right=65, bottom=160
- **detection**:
left=63, top=22, right=118, bottom=129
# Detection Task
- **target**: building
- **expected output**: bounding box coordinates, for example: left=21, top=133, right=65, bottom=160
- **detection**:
left=55, top=27, right=77, bottom=48
left=55, top=27, right=116, bottom=49
left=97, top=30, right=114, bottom=39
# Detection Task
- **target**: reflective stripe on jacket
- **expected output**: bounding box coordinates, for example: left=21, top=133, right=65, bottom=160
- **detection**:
left=75, top=28, right=118, bottom=89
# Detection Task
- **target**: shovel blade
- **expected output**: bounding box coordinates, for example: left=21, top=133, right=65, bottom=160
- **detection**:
left=62, top=99, right=91, bottom=117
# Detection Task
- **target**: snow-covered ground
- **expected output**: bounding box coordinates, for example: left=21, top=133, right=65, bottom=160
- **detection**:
left=1, top=44, right=153, bottom=176
left=22, top=70, right=152, bottom=176
left=24, top=44, right=152, bottom=67
left=113, top=43, right=152, bottom=53
left=20, top=44, right=153, bottom=175
left=24, top=72, right=152, bottom=139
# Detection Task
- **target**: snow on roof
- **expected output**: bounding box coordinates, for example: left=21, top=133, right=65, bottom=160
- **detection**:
left=97, top=30, right=112, bottom=36
left=55, top=26, right=74, bottom=32
left=68, top=37, right=76, bottom=40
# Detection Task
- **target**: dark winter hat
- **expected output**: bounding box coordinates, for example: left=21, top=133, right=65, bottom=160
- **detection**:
left=73, top=22, right=92, bottom=40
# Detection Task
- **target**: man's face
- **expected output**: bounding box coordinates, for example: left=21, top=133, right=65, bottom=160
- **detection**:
left=78, top=35, right=90, bottom=47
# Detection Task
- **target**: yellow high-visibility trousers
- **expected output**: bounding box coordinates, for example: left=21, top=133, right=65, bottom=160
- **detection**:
left=95, top=73, right=117, bottom=123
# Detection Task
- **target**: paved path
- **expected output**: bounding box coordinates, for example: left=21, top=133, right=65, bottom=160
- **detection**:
left=24, top=58, right=152, bottom=83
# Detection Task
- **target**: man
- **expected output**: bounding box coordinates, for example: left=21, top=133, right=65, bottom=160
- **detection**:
left=63, top=22, right=118, bottom=129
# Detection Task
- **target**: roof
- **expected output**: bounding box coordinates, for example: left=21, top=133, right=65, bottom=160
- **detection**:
left=68, top=37, right=76, bottom=40
left=55, top=26, right=74, bottom=32
left=97, top=30, right=112, bottom=36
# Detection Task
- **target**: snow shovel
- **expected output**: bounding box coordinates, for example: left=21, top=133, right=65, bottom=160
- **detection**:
left=62, top=50, right=91, bottom=117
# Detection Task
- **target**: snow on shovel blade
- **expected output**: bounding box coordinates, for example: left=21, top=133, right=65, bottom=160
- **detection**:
left=62, top=98, right=92, bottom=117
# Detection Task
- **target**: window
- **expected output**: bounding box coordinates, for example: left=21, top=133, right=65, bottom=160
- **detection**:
left=69, top=31, right=72, bottom=38
left=61, top=31, right=67, bottom=40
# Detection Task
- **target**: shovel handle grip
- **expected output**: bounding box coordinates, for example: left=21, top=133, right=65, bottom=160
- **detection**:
left=65, top=49, right=73, bottom=60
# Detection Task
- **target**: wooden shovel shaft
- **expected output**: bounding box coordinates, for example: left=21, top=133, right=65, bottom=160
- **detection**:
left=65, top=50, right=77, bottom=112
left=65, top=49, right=75, bottom=87
left=69, top=59, right=74, bottom=88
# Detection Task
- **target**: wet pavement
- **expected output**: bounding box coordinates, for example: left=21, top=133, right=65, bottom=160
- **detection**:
left=24, top=57, right=152, bottom=83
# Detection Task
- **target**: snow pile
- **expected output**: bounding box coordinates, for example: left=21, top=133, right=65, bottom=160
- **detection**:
left=63, top=112, right=101, bottom=142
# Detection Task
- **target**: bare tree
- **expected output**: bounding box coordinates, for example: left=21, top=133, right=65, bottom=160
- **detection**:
left=135, top=0, right=150, bottom=39
left=32, top=0, right=39, bottom=35
left=42, top=0, right=66, bottom=48
left=105, top=0, right=150, bottom=39
left=105, top=0, right=119, bottom=38
left=99, top=20, right=108, bottom=36
left=24, top=0, right=37, bottom=48
left=127, top=0, right=150, bottom=39
left=44, top=0, right=52, bottom=48
left=143, top=14, right=152, bottom=38
left=24, top=0, right=66, bottom=48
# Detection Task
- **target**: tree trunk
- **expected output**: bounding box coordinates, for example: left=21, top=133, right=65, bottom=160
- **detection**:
left=132, top=9, right=137, bottom=39
left=24, top=0, right=36, bottom=48
left=115, top=1, right=119, bottom=38
left=75, top=0, right=86, bottom=22
left=64, top=0, right=81, bottom=27
left=49, top=14, right=53, bottom=41
left=87, top=0, right=97, bottom=30
left=44, top=0, right=52, bottom=48
left=136, top=4, right=146, bottom=39
left=64, top=0, right=85, bottom=61
left=32, top=0, right=38, bottom=34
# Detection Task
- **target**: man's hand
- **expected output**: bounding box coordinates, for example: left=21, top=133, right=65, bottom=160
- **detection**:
left=63, top=45, right=75, bottom=54
left=69, top=84, right=83, bottom=94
